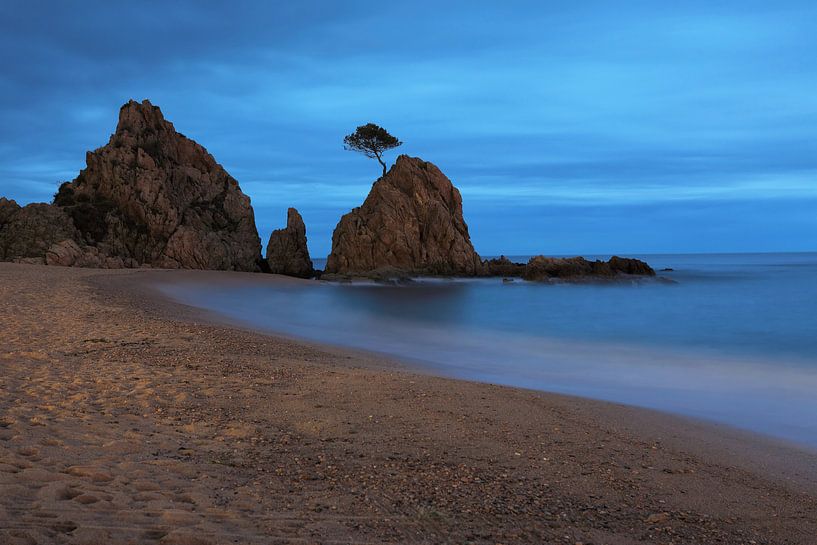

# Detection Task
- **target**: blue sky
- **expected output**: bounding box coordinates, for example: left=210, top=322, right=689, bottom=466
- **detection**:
left=1, top=1, right=815, bottom=256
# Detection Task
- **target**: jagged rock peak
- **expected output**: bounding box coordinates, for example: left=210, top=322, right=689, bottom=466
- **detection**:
left=49, top=98, right=263, bottom=271
left=325, top=155, right=482, bottom=276
left=266, top=207, right=314, bottom=278
left=116, top=99, right=175, bottom=135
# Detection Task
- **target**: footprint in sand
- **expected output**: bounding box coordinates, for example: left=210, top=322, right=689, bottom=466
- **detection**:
left=158, top=530, right=216, bottom=545
left=1, top=529, right=41, bottom=545
left=36, top=482, right=81, bottom=502
left=0, top=463, right=20, bottom=474
left=64, top=465, right=114, bottom=483
left=50, top=520, right=78, bottom=534
left=0, top=419, right=16, bottom=441
left=160, top=509, right=201, bottom=526
left=73, top=493, right=100, bottom=505
left=71, top=527, right=113, bottom=544
left=17, top=446, right=39, bottom=457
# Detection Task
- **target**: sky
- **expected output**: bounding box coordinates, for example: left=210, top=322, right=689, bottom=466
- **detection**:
left=1, top=1, right=815, bottom=257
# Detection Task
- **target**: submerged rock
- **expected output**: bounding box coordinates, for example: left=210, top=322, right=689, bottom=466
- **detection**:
left=266, top=208, right=314, bottom=278
left=325, top=155, right=482, bottom=276
left=50, top=99, right=262, bottom=270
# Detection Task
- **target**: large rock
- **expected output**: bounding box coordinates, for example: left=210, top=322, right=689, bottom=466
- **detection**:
left=266, top=208, right=314, bottom=278
left=52, top=99, right=262, bottom=270
left=0, top=202, right=79, bottom=263
left=0, top=200, right=128, bottom=268
left=0, top=197, right=20, bottom=226
left=325, top=155, right=482, bottom=276
left=43, top=239, right=128, bottom=268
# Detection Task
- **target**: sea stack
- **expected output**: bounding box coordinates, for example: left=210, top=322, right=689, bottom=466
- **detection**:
left=325, top=155, right=482, bottom=277
left=266, top=207, right=314, bottom=278
left=47, top=99, right=262, bottom=270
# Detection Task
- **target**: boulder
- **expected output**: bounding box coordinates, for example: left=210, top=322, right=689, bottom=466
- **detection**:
left=43, top=239, right=128, bottom=268
left=481, top=256, right=526, bottom=277
left=266, top=208, right=314, bottom=278
left=325, top=155, right=482, bottom=276
left=0, top=203, right=79, bottom=263
left=52, top=99, right=262, bottom=270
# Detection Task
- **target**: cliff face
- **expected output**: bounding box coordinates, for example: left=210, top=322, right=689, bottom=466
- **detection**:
left=325, top=155, right=482, bottom=276
left=266, top=208, right=314, bottom=278
left=51, top=99, right=262, bottom=270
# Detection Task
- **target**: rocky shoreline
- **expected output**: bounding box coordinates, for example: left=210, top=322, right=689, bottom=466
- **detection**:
left=0, top=99, right=656, bottom=283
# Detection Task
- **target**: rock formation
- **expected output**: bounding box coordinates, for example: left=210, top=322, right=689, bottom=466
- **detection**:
left=0, top=200, right=79, bottom=263
left=522, top=255, right=655, bottom=281
left=266, top=208, right=314, bottom=278
left=0, top=197, right=20, bottom=225
left=1, top=102, right=658, bottom=279
left=48, top=99, right=262, bottom=271
left=607, top=256, right=656, bottom=276
left=325, top=155, right=482, bottom=276
left=1, top=99, right=262, bottom=270
left=480, top=254, right=655, bottom=281
left=481, top=256, right=527, bottom=277
left=0, top=197, right=133, bottom=268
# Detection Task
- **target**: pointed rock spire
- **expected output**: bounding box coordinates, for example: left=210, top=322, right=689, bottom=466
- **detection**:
left=266, top=208, right=314, bottom=278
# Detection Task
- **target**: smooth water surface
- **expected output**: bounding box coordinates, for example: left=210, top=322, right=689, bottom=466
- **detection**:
left=160, top=253, right=817, bottom=447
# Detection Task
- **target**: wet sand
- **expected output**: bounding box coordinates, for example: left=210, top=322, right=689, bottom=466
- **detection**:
left=1, top=263, right=816, bottom=544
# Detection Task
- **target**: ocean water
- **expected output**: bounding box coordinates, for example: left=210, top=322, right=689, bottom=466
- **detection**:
left=159, top=253, right=817, bottom=448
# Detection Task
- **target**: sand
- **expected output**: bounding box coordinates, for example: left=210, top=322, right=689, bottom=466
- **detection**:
left=1, top=263, right=816, bottom=545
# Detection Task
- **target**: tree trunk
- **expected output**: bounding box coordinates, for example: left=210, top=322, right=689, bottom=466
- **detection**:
left=375, top=152, right=386, bottom=177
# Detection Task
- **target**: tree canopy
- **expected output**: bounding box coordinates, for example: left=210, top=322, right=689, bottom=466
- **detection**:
left=343, top=123, right=402, bottom=176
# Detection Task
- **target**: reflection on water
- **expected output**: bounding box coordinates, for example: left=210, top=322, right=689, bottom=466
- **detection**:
left=159, top=253, right=817, bottom=448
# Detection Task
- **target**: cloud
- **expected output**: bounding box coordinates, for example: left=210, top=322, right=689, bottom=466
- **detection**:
left=1, top=1, right=816, bottom=255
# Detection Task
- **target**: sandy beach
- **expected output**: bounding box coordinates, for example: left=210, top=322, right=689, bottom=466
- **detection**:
left=1, top=263, right=816, bottom=545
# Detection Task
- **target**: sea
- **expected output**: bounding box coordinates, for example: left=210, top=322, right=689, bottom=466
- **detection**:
left=158, top=253, right=817, bottom=448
